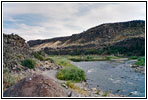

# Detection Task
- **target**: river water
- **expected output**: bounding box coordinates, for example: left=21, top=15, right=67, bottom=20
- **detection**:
left=71, top=60, right=145, bottom=97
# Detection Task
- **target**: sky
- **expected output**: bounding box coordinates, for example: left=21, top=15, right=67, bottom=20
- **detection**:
left=3, top=2, right=146, bottom=41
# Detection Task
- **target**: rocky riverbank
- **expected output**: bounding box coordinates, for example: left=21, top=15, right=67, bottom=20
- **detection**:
left=128, top=59, right=145, bottom=74
left=41, top=70, right=123, bottom=97
left=3, top=68, right=123, bottom=97
left=113, top=58, right=145, bottom=74
left=130, top=64, right=145, bottom=74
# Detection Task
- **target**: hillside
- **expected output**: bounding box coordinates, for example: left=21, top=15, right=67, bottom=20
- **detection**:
left=28, top=20, right=145, bottom=55
left=3, top=33, right=61, bottom=91
left=3, top=33, right=33, bottom=71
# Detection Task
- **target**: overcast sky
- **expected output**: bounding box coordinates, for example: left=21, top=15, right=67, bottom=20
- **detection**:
left=3, top=2, right=146, bottom=41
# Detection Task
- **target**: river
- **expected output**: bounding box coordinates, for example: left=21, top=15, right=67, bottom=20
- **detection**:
left=71, top=60, right=145, bottom=97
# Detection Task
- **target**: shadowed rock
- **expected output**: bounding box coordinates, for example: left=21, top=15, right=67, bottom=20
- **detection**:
left=3, top=74, right=67, bottom=97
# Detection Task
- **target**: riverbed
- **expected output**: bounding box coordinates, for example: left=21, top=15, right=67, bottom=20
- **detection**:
left=71, top=60, right=145, bottom=97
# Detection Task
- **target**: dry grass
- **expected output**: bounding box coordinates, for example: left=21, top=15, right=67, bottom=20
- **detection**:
left=3, top=68, right=25, bottom=91
left=66, top=81, right=89, bottom=95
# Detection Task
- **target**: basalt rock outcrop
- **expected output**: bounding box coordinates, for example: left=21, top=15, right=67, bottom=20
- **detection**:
left=3, top=74, right=67, bottom=97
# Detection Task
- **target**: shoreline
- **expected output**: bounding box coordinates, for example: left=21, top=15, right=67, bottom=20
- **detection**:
left=41, top=70, right=124, bottom=97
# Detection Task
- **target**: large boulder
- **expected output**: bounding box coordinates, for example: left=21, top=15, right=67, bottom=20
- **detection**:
left=3, top=74, right=67, bottom=97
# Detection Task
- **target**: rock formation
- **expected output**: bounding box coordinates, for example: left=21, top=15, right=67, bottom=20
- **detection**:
left=3, top=74, right=67, bottom=97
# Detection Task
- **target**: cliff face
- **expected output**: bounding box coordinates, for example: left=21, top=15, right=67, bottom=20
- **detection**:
left=27, top=20, right=145, bottom=55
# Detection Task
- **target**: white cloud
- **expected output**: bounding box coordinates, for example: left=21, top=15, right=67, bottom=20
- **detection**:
left=3, top=2, right=146, bottom=41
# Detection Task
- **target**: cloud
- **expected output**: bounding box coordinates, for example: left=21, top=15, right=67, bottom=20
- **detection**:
left=2, top=2, right=146, bottom=41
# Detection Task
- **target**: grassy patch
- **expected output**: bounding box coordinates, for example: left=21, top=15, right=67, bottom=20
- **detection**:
left=33, top=52, right=55, bottom=62
left=65, top=81, right=89, bottom=95
left=135, top=57, right=145, bottom=66
left=3, top=73, right=17, bottom=91
left=105, top=55, right=120, bottom=60
left=102, top=91, right=109, bottom=97
left=3, top=68, right=24, bottom=91
left=66, top=81, right=76, bottom=88
left=57, top=67, right=86, bottom=82
left=44, top=57, right=54, bottom=63
left=69, top=55, right=120, bottom=62
left=48, top=56, right=75, bottom=67
left=49, top=56, right=86, bottom=82
left=21, top=59, right=35, bottom=69
left=96, top=88, right=101, bottom=95
left=129, top=56, right=138, bottom=59
left=33, top=52, right=45, bottom=61
left=69, top=55, right=106, bottom=62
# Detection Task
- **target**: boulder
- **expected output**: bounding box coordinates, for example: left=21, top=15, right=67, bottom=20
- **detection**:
left=3, top=74, right=67, bottom=97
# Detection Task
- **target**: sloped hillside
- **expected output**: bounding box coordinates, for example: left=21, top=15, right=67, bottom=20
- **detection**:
left=3, top=33, right=61, bottom=91
left=28, top=20, right=145, bottom=53
left=3, top=33, right=33, bottom=72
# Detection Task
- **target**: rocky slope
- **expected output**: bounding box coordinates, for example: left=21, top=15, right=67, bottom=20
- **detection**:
left=3, top=33, right=62, bottom=92
left=3, top=33, right=61, bottom=72
left=28, top=20, right=145, bottom=55
left=3, top=33, right=33, bottom=72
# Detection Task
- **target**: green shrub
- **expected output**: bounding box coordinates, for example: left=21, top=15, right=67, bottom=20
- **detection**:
left=21, top=59, right=35, bottom=69
left=87, top=56, right=93, bottom=60
left=45, top=58, right=54, bottom=63
left=129, top=56, right=138, bottom=59
left=56, top=67, right=86, bottom=82
left=105, top=56, right=111, bottom=60
left=33, top=52, right=45, bottom=61
left=135, top=57, right=145, bottom=66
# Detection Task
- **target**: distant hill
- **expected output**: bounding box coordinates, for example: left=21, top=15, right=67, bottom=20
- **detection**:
left=28, top=20, right=145, bottom=56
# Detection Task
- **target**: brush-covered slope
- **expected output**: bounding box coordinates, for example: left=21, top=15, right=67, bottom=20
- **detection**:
left=28, top=20, right=145, bottom=55
left=3, top=33, right=63, bottom=91
left=3, top=33, right=33, bottom=71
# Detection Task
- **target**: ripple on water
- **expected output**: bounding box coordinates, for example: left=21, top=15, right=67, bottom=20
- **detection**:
left=87, top=68, right=95, bottom=73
